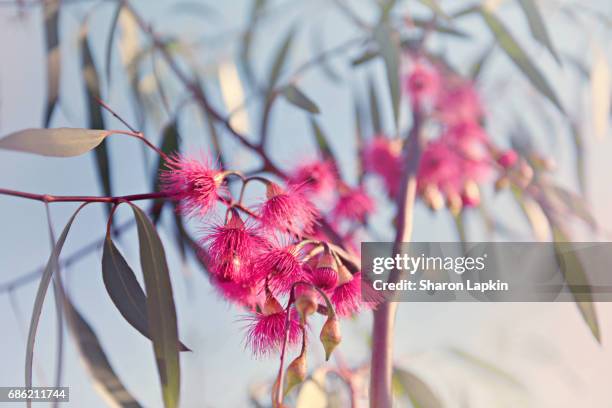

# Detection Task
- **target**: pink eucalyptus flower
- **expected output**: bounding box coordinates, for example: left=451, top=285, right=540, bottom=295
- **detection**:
left=288, top=159, right=337, bottom=196
left=160, top=153, right=225, bottom=217
left=404, top=62, right=440, bottom=106
left=244, top=296, right=301, bottom=357
left=362, top=137, right=403, bottom=198
left=331, top=271, right=363, bottom=317
left=436, top=79, right=484, bottom=125
left=254, top=245, right=304, bottom=294
left=497, top=149, right=518, bottom=168
left=332, top=186, right=375, bottom=223
left=202, top=210, right=265, bottom=282
left=258, top=182, right=318, bottom=235
left=211, top=275, right=263, bottom=308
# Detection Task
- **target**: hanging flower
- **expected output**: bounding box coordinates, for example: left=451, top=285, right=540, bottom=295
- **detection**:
left=202, top=210, right=265, bottom=282
left=404, top=61, right=440, bottom=106
left=332, top=186, right=375, bottom=223
left=244, top=295, right=301, bottom=357
left=258, top=182, right=318, bottom=235
left=254, top=244, right=304, bottom=294
left=288, top=159, right=337, bottom=197
left=362, top=137, right=403, bottom=198
left=160, top=153, right=225, bottom=217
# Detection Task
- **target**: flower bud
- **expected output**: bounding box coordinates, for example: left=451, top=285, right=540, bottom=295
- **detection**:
left=320, top=316, right=341, bottom=361
left=447, top=192, right=463, bottom=216
left=284, top=352, right=307, bottom=395
left=461, top=180, right=480, bottom=207
left=336, top=264, right=353, bottom=286
left=423, top=185, right=444, bottom=211
left=517, top=162, right=534, bottom=188
left=295, top=286, right=317, bottom=322
left=497, top=149, right=518, bottom=168
left=263, top=294, right=284, bottom=315
left=495, top=176, right=510, bottom=191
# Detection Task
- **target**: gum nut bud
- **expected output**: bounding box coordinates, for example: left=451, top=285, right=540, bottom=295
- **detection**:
left=266, top=182, right=284, bottom=199
left=225, top=208, right=245, bottom=228
left=495, top=176, right=510, bottom=191
left=337, top=264, right=353, bottom=286
left=423, top=185, right=444, bottom=211
left=317, top=252, right=336, bottom=270
left=284, top=352, right=307, bottom=395
left=461, top=181, right=480, bottom=207
left=497, top=149, right=518, bottom=168
left=518, top=162, right=534, bottom=187
left=263, top=295, right=284, bottom=315
left=295, top=286, right=317, bottom=320
left=320, top=316, right=342, bottom=361
left=447, top=193, right=463, bottom=216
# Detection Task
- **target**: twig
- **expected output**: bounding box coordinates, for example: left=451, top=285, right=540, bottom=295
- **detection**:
left=95, top=97, right=139, bottom=134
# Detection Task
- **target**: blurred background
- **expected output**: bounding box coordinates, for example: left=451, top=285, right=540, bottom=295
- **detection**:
left=0, top=0, right=611, bottom=406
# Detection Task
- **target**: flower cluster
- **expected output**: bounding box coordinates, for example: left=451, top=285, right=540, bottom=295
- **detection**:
left=362, top=58, right=522, bottom=214
left=161, top=156, right=375, bottom=359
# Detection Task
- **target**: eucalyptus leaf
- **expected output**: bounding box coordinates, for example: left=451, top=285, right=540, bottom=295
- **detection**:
left=479, top=7, right=564, bottom=114
left=282, top=85, right=320, bottom=114
left=43, top=0, right=60, bottom=127
left=26, top=204, right=89, bottom=408
left=374, top=24, right=401, bottom=131
left=64, top=295, right=143, bottom=408
left=394, top=367, right=443, bottom=408
left=517, top=0, right=561, bottom=65
left=0, top=128, right=108, bottom=157
left=130, top=204, right=181, bottom=408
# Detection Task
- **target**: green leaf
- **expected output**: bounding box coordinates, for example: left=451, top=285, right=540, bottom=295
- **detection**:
left=102, top=236, right=190, bottom=351
left=282, top=85, right=320, bottom=114
left=374, top=24, right=401, bottom=132
left=0, top=128, right=109, bottom=157
left=310, top=118, right=336, bottom=165
left=130, top=204, right=181, bottom=408
left=152, top=121, right=181, bottom=223
left=43, top=0, right=61, bottom=127
left=470, top=42, right=495, bottom=80
left=479, top=7, right=565, bottom=114
left=81, top=23, right=113, bottom=208
left=63, top=295, right=143, bottom=408
left=416, top=0, right=449, bottom=20
left=569, top=122, right=586, bottom=194
left=368, top=77, right=382, bottom=134
left=551, top=227, right=600, bottom=343
left=448, top=348, right=525, bottom=389
left=26, top=204, right=89, bottom=408
left=104, top=3, right=123, bottom=85
left=591, top=44, right=610, bottom=140
left=352, top=49, right=379, bottom=66
left=517, top=0, right=561, bottom=65
left=412, top=18, right=471, bottom=38
left=393, top=367, right=443, bottom=408
left=268, top=28, right=295, bottom=89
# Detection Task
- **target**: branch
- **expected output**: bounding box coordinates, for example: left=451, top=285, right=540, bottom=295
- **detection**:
left=0, top=189, right=170, bottom=204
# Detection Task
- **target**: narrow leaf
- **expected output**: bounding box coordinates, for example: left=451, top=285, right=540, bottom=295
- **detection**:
left=368, top=77, right=382, bottom=134
left=416, top=0, right=449, bottom=20
left=130, top=205, right=181, bottom=408
left=394, top=367, right=443, bottom=408
left=26, top=204, right=89, bottom=408
left=43, top=0, right=61, bottom=127
left=449, top=348, right=525, bottom=388
left=374, top=24, right=401, bottom=131
left=479, top=7, right=564, bottom=114
left=268, top=28, right=295, bottom=89
left=102, top=236, right=189, bottom=351
left=81, top=23, right=113, bottom=207
left=0, top=128, right=108, bottom=157
left=104, top=3, right=123, bottom=84
left=282, top=85, right=320, bottom=114
left=591, top=44, right=610, bottom=139
left=551, top=227, right=600, bottom=342
left=470, top=42, right=495, bottom=80
left=569, top=122, right=586, bottom=194
left=310, top=118, right=336, bottom=165
left=64, top=295, right=143, bottom=408
left=517, top=0, right=561, bottom=65
left=151, top=121, right=180, bottom=224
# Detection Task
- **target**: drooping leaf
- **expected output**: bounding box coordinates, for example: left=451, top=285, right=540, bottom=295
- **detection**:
left=282, top=85, right=320, bottom=114
left=81, top=23, right=113, bottom=208
left=374, top=23, right=401, bottom=132
left=470, top=42, right=495, bottom=80
left=352, top=49, right=379, bottom=66
left=416, top=0, right=449, bottom=20
left=448, top=348, right=525, bottom=389
left=43, top=0, right=61, bottom=127
left=546, top=185, right=596, bottom=228
left=63, top=295, right=143, bottom=408
left=151, top=121, right=180, bottom=224
left=26, top=204, right=89, bottom=408
left=218, top=61, right=250, bottom=135
left=551, top=227, right=600, bottom=343
left=130, top=204, right=181, bottom=408
left=479, top=7, right=565, bottom=114
left=240, top=0, right=267, bottom=85
left=0, top=128, right=108, bottom=157
left=104, top=3, right=123, bottom=85
left=591, top=44, right=610, bottom=140
left=569, top=121, right=586, bottom=194
left=102, top=236, right=190, bottom=351
left=310, top=118, right=337, bottom=165
left=412, top=18, right=471, bottom=38
left=268, top=28, right=295, bottom=89
left=368, top=77, right=382, bottom=134
left=517, top=0, right=561, bottom=65
left=393, top=367, right=443, bottom=408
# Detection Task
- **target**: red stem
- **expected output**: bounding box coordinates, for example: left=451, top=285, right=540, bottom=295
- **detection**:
left=0, top=188, right=170, bottom=204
